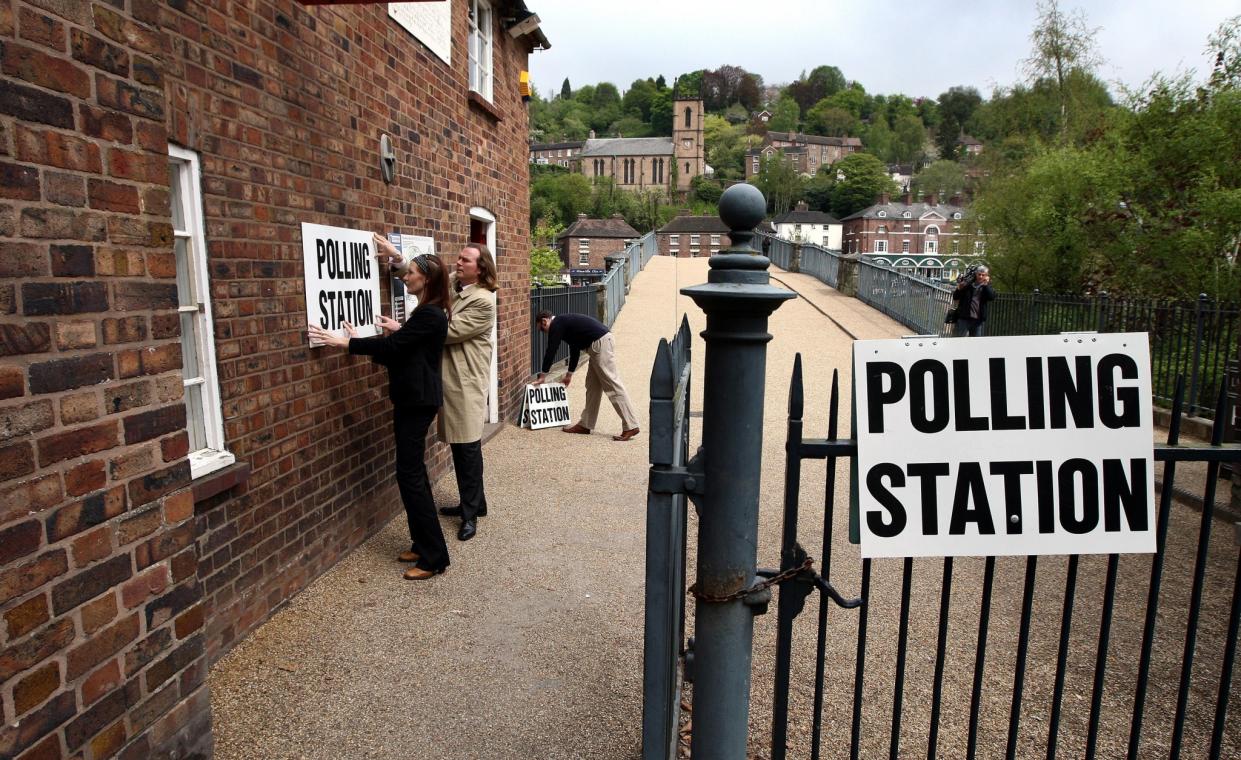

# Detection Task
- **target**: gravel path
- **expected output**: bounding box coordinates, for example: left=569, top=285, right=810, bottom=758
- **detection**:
left=208, top=256, right=1239, bottom=760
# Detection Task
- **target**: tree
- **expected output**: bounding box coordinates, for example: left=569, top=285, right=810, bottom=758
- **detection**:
left=622, top=78, right=657, bottom=122
left=803, top=167, right=836, bottom=213
left=1025, top=0, right=1102, bottom=138
left=689, top=175, right=723, bottom=205
left=754, top=151, right=804, bottom=215
left=560, top=78, right=572, bottom=100
left=864, top=118, right=895, bottom=163
left=738, top=74, right=763, bottom=110
left=768, top=94, right=800, bottom=132
left=935, top=86, right=983, bottom=158
left=649, top=89, right=673, bottom=135
left=808, top=65, right=846, bottom=99
left=805, top=101, right=858, bottom=136
left=655, top=74, right=667, bottom=90
left=911, top=160, right=967, bottom=199
left=829, top=152, right=898, bottom=217
left=892, top=114, right=927, bottom=164
left=530, top=246, right=565, bottom=285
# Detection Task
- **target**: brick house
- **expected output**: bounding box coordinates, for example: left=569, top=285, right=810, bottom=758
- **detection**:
left=557, top=213, right=639, bottom=275
left=840, top=192, right=985, bottom=280
left=529, top=140, right=583, bottom=168
left=745, top=131, right=862, bottom=179
left=771, top=202, right=841, bottom=250
left=657, top=215, right=732, bottom=257
left=0, top=1, right=546, bottom=757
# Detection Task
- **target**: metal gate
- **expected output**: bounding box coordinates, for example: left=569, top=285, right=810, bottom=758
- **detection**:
left=767, top=367, right=1240, bottom=760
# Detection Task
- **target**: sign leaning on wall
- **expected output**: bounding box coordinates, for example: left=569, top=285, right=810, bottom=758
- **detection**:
left=302, top=223, right=382, bottom=346
left=853, top=333, right=1155, bottom=559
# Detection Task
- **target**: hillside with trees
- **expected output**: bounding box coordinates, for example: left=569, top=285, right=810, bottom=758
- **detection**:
left=529, top=1, right=1240, bottom=300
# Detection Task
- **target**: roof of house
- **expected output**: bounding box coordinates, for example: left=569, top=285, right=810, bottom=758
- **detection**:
left=557, top=215, right=641, bottom=240
left=530, top=141, right=585, bottom=151
left=658, top=215, right=730, bottom=234
left=767, top=131, right=863, bottom=148
left=958, top=134, right=983, bottom=146
left=579, top=137, right=674, bottom=157
left=841, top=200, right=965, bottom=222
left=772, top=209, right=840, bottom=225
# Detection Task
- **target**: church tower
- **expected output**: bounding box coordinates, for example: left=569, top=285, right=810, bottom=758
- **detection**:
left=671, top=94, right=704, bottom=196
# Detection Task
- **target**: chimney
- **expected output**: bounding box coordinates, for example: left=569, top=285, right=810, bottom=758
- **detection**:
left=926, top=193, right=938, bottom=206
left=878, top=192, right=890, bottom=205
left=901, top=192, right=912, bottom=206
left=588, top=129, right=596, bottom=139
left=795, top=201, right=809, bottom=212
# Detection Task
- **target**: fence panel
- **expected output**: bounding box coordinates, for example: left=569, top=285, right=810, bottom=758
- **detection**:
left=529, top=284, right=597, bottom=374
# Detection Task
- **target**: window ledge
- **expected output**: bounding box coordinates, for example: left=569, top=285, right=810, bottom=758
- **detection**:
left=192, top=460, right=251, bottom=504
left=468, top=91, right=503, bottom=122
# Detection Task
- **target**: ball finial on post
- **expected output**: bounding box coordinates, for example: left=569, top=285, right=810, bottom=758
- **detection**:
left=718, top=183, right=766, bottom=251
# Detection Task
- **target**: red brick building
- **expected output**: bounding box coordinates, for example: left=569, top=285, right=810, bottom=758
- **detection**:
left=840, top=192, right=983, bottom=280
left=744, top=131, right=862, bottom=179
left=557, top=213, right=639, bottom=273
left=0, top=1, right=546, bottom=757
left=656, top=215, right=732, bottom=257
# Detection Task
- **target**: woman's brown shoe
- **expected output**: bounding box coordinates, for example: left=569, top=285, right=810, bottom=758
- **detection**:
left=403, top=566, right=445, bottom=581
left=397, top=551, right=420, bottom=563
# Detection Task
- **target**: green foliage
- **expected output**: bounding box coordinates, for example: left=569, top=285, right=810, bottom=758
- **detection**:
left=935, top=86, right=983, bottom=158
left=804, top=168, right=836, bottom=213
left=769, top=94, right=801, bottom=132
left=689, top=175, right=723, bottom=205
left=828, top=152, right=898, bottom=217
left=622, top=78, right=658, bottom=122
left=892, top=114, right=928, bottom=164
left=530, top=246, right=566, bottom=286
left=649, top=89, right=673, bottom=135
left=703, top=115, right=754, bottom=179
left=805, top=101, right=858, bottom=136
left=754, top=151, right=805, bottom=215
left=560, top=78, right=571, bottom=99
left=911, top=160, right=967, bottom=200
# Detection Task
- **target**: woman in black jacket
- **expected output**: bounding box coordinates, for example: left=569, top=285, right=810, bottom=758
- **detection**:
left=308, top=246, right=452, bottom=580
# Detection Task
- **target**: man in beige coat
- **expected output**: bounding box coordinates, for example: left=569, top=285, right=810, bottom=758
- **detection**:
left=435, top=243, right=497, bottom=541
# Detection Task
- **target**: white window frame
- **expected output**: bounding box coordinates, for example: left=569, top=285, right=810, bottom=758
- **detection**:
left=669, top=248, right=679, bottom=256
left=578, top=251, right=590, bottom=265
left=690, top=234, right=701, bottom=245
left=468, top=0, right=494, bottom=101
left=926, top=239, right=938, bottom=254
left=975, top=241, right=986, bottom=254
left=169, top=146, right=234, bottom=480
left=710, top=234, right=720, bottom=246
left=874, top=240, right=888, bottom=253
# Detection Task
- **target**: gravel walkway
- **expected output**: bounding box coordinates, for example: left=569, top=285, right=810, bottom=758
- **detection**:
left=208, top=257, right=1239, bottom=759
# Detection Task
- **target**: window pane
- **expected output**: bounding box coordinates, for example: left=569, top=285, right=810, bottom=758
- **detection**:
left=174, top=236, right=195, bottom=306
left=169, top=163, right=186, bottom=232
left=185, top=383, right=207, bottom=453
left=180, top=311, right=201, bottom=379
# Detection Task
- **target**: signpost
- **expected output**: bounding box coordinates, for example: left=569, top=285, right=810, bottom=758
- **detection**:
left=302, top=223, right=382, bottom=346
left=853, top=333, right=1155, bottom=558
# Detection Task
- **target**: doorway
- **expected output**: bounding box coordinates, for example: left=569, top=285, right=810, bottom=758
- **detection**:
left=469, top=207, right=499, bottom=424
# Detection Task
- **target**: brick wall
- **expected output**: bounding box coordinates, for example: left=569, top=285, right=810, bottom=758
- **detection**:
left=1, top=0, right=534, bottom=757
left=0, top=0, right=212, bottom=757
left=560, top=235, right=627, bottom=270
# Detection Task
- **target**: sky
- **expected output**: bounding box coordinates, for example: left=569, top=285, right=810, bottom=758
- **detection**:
left=526, top=0, right=1237, bottom=101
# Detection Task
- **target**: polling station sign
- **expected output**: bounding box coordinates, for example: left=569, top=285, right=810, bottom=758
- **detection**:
left=303, top=223, right=382, bottom=345
left=520, top=383, right=571, bottom=430
left=853, top=333, right=1154, bottom=558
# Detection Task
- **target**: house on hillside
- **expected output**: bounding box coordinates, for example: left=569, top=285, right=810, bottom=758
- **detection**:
left=557, top=213, right=640, bottom=281
left=657, top=215, right=732, bottom=257
left=841, top=192, right=984, bottom=280
left=772, top=202, right=842, bottom=249
left=958, top=134, right=984, bottom=157
left=530, top=140, right=585, bottom=167
left=745, top=131, right=863, bottom=179
left=0, top=1, right=549, bottom=756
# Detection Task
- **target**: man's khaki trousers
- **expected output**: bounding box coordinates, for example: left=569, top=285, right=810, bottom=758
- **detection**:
left=578, top=333, right=639, bottom=431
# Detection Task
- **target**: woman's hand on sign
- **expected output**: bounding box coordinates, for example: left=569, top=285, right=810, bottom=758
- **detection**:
left=373, top=233, right=403, bottom=267
left=307, top=321, right=356, bottom=348
left=375, top=314, right=401, bottom=333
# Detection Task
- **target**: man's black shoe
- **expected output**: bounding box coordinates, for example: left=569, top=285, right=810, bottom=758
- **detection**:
left=457, top=520, right=477, bottom=541
left=439, top=505, right=487, bottom=518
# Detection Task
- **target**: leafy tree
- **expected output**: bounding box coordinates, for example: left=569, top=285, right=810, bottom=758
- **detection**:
left=674, top=70, right=705, bottom=98
left=560, top=78, right=572, bottom=100
left=911, top=160, right=966, bottom=200
left=610, top=115, right=650, bottom=138
left=864, top=118, right=895, bottom=163
left=754, top=151, right=804, bottom=215
left=655, top=74, right=667, bottom=90
left=805, top=101, right=858, bottom=136
left=808, top=65, right=846, bottom=99
left=935, top=86, right=983, bottom=158
left=530, top=170, right=592, bottom=228
left=804, top=167, right=836, bottom=213
left=689, top=175, right=723, bottom=205
left=823, top=85, right=866, bottom=118
left=892, top=114, right=928, bottom=164
left=531, top=246, right=565, bottom=285
left=622, top=78, right=657, bottom=122
left=1025, top=0, right=1102, bottom=139
left=768, top=94, right=801, bottom=132
left=829, top=152, right=898, bottom=217
left=649, top=89, right=673, bottom=135
left=738, top=74, right=763, bottom=110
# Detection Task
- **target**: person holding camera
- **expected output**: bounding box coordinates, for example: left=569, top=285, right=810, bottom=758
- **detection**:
left=951, top=265, right=995, bottom=337
left=308, top=241, right=453, bottom=580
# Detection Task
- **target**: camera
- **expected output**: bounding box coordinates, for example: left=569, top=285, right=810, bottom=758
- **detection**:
left=957, top=264, right=987, bottom=286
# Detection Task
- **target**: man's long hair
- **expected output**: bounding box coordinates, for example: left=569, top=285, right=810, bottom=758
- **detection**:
left=465, top=242, right=499, bottom=292
left=416, top=255, right=452, bottom=313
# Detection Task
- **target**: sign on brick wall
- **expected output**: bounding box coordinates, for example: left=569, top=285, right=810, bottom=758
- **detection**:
left=302, top=223, right=382, bottom=345
left=388, top=2, right=452, bottom=65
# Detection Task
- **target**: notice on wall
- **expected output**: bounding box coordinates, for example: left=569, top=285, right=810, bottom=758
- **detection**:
left=388, top=2, right=451, bottom=65
left=853, top=333, right=1155, bottom=558
left=520, top=383, right=571, bottom=430
left=302, top=223, right=382, bottom=346
left=387, top=232, right=435, bottom=321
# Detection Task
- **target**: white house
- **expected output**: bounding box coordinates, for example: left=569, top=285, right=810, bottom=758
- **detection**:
left=772, top=202, right=842, bottom=250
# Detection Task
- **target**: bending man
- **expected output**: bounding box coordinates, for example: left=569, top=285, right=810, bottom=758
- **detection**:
left=535, top=311, right=640, bottom=442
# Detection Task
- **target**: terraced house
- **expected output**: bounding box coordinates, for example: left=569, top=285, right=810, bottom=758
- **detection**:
left=841, top=192, right=985, bottom=281
left=0, top=0, right=547, bottom=756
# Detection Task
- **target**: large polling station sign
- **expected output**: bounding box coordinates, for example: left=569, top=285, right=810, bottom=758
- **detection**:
left=853, top=333, right=1155, bottom=559
left=303, top=223, right=381, bottom=345
left=520, top=383, right=571, bottom=430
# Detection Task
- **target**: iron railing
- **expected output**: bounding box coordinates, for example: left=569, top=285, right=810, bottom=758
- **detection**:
left=758, top=232, right=1241, bottom=419
left=529, top=283, right=596, bottom=374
